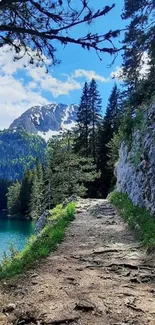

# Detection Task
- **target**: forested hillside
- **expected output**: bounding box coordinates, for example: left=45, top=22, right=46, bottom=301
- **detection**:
left=0, top=129, right=46, bottom=180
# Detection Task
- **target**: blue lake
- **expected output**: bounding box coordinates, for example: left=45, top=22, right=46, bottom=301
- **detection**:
left=0, top=218, right=36, bottom=262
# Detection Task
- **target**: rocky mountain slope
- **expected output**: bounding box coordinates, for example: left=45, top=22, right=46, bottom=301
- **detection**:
left=116, top=102, right=155, bottom=214
left=0, top=103, right=78, bottom=180
left=9, top=103, right=78, bottom=141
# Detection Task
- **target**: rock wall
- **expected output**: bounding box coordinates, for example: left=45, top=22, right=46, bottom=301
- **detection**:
left=116, top=103, right=155, bottom=215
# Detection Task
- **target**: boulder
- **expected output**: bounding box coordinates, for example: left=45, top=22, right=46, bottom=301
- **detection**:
left=35, top=210, right=50, bottom=234
left=62, top=194, right=78, bottom=208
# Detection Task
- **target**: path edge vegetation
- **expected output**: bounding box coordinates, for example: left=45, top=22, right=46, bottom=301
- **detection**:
left=110, top=192, right=155, bottom=251
left=0, top=202, right=76, bottom=280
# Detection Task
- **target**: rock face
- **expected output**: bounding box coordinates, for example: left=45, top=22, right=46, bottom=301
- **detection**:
left=9, top=103, right=78, bottom=141
left=116, top=103, right=155, bottom=214
left=35, top=211, right=50, bottom=234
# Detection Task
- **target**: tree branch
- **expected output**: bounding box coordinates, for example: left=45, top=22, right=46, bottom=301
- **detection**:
left=0, top=0, right=123, bottom=65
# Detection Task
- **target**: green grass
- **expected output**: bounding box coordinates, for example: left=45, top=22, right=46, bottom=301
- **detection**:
left=110, top=192, right=155, bottom=250
left=48, top=204, right=65, bottom=220
left=0, top=202, right=76, bottom=279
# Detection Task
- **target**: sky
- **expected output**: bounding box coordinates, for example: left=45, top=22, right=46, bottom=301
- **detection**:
left=0, top=0, right=126, bottom=130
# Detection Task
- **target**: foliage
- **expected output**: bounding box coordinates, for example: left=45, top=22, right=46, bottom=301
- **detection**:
left=121, top=0, right=155, bottom=109
left=110, top=192, right=155, bottom=250
left=48, top=204, right=65, bottom=220
left=104, top=83, right=120, bottom=133
left=75, top=79, right=102, bottom=162
left=107, top=130, right=123, bottom=182
left=119, top=106, right=133, bottom=147
left=0, top=129, right=46, bottom=181
left=96, top=84, right=121, bottom=196
left=89, top=79, right=102, bottom=162
left=7, top=130, right=98, bottom=216
left=0, top=1, right=122, bottom=67
left=7, top=159, right=45, bottom=218
left=0, top=178, right=11, bottom=211
left=29, top=161, right=45, bottom=218
left=48, top=202, right=75, bottom=222
left=19, top=169, right=33, bottom=216
left=46, top=135, right=99, bottom=206
left=74, top=81, right=92, bottom=157
left=0, top=202, right=76, bottom=279
left=66, top=202, right=76, bottom=221
left=119, top=101, right=149, bottom=151
left=115, top=0, right=154, bottom=160
left=7, top=181, right=21, bottom=216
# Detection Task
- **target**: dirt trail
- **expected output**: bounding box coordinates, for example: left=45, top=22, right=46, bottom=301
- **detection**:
left=0, top=199, right=155, bottom=325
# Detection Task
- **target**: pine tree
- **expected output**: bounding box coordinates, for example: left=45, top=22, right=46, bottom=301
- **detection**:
left=46, top=135, right=99, bottom=206
left=29, top=167, right=40, bottom=218
left=29, top=160, right=45, bottom=218
left=7, top=181, right=21, bottom=216
left=104, top=84, right=120, bottom=134
left=0, top=179, right=11, bottom=211
left=89, top=79, right=102, bottom=162
left=36, top=159, right=44, bottom=210
left=122, top=0, right=155, bottom=103
left=74, top=82, right=91, bottom=157
left=97, top=84, right=120, bottom=196
left=19, top=170, right=33, bottom=217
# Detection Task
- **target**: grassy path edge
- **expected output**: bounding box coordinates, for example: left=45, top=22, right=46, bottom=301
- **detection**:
left=0, top=202, right=76, bottom=279
left=110, top=192, right=155, bottom=251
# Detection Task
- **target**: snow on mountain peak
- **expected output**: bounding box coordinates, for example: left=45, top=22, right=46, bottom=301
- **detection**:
left=9, top=103, right=78, bottom=141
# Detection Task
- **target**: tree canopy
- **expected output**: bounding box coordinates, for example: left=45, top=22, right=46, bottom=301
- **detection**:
left=0, top=0, right=122, bottom=65
left=122, top=0, right=155, bottom=91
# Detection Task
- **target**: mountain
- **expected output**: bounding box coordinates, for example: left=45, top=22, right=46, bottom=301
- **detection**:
left=0, top=103, right=78, bottom=180
left=0, top=102, right=103, bottom=181
left=9, top=103, right=79, bottom=141
left=0, top=129, right=46, bottom=180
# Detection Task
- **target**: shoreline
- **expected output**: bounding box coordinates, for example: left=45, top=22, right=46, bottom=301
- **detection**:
left=0, top=211, right=33, bottom=221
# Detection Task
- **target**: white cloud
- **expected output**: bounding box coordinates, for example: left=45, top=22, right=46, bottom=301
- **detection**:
left=0, top=45, right=113, bottom=130
left=27, top=66, right=81, bottom=97
left=73, top=69, right=109, bottom=83
left=0, top=46, right=82, bottom=129
left=0, top=73, right=49, bottom=129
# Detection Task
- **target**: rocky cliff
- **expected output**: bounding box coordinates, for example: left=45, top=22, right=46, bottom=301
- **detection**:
left=116, top=102, right=155, bottom=214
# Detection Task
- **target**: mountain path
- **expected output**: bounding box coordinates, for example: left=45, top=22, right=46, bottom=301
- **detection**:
left=0, top=199, right=155, bottom=325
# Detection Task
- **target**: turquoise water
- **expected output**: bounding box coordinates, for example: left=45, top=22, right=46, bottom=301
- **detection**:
left=0, top=218, right=36, bottom=262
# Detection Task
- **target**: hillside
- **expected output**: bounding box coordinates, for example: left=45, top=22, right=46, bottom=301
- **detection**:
left=0, top=129, right=46, bottom=180
left=0, top=102, right=79, bottom=180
